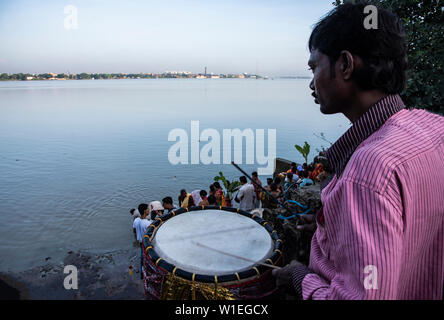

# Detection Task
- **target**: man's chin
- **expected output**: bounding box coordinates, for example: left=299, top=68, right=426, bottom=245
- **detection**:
left=319, top=103, right=337, bottom=115
left=319, top=103, right=329, bottom=114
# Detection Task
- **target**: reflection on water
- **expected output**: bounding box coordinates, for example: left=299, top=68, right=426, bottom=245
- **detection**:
left=0, top=79, right=350, bottom=271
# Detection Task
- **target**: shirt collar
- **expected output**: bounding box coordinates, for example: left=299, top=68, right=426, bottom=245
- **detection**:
left=326, top=94, right=405, bottom=177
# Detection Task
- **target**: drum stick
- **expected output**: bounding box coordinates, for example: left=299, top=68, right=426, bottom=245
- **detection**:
left=231, top=161, right=297, bottom=220
left=192, top=241, right=282, bottom=270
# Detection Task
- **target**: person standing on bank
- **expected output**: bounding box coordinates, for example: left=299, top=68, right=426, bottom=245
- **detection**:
left=273, top=2, right=444, bottom=299
left=133, top=203, right=150, bottom=279
left=251, top=171, right=263, bottom=208
left=235, top=176, right=255, bottom=212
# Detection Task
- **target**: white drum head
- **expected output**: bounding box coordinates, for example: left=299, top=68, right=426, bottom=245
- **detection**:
left=152, top=209, right=273, bottom=275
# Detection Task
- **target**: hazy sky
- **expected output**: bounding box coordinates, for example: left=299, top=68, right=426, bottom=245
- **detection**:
left=0, top=0, right=335, bottom=76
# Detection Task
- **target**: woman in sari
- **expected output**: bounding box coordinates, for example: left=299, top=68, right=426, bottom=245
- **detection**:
left=213, top=182, right=227, bottom=207
left=309, top=163, right=324, bottom=182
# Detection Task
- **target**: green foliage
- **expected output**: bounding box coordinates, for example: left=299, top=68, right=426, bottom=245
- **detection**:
left=213, top=171, right=241, bottom=200
left=333, top=0, right=444, bottom=114
left=295, top=141, right=311, bottom=164
left=77, top=73, right=91, bottom=80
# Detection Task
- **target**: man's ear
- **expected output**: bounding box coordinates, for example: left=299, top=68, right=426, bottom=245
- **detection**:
left=339, top=50, right=354, bottom=80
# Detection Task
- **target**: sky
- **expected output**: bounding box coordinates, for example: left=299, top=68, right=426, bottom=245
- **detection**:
left=0, top=0, right=336, bottom=77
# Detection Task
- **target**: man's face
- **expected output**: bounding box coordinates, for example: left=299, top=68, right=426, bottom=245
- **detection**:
left=308, top=49, right=345, bottom=115
left=163, top=202, right=172, bottom=209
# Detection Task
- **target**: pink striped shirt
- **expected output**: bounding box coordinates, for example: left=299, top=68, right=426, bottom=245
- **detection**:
left=292, top=95, right=444, bottom=299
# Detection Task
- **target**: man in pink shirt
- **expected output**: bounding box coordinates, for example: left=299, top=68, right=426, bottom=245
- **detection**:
left=273, top=2, right=444, bottom=299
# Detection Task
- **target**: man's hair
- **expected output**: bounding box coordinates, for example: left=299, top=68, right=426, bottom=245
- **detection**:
left=138, top=203, right=148, bottom=216
left=213, top=182, right=221, bottom=189
left=291, top=166, right=297, bottom=174
left=207, top=195, right=217, bottom=205
left=200, top=190, right=207, bottom=197
left=162, top=196, right=173, bottom=205
left=309, top=1, right=408, bottom=94
left=252, top=171, right=258, bottom=177
left=239, top=176, right=247, bottom=184
left=270, top=183, right=278, bottom=192
left=209, top=184, right=216, bottom=193
left=267, top=178, right=273, bottom=185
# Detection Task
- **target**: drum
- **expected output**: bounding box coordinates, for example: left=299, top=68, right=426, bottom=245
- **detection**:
left=142, top=205, right=283, bottom=300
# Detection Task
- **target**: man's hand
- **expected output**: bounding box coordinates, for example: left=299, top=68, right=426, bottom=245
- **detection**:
left=272, top=260, right=303, bottom=293
left=296, top=213, right=317, bottom=233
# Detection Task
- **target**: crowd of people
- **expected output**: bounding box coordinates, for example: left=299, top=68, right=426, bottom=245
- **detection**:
left=261, top=154, right=332, bottom=209
left=130, top=156, right=332, bottom=278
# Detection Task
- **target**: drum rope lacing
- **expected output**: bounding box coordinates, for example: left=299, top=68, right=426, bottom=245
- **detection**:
left=143, top=206, right=283, bottom=299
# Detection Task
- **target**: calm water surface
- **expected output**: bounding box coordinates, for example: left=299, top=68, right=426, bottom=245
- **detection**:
left=0, top=79, right=350, bottom=271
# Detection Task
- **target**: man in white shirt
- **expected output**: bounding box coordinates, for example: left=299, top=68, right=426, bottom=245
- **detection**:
left=235, top=176, right=255, bottom=212
left=191, top=189, right=203, bottom=207
left=133, top=203, right=151, bottom=279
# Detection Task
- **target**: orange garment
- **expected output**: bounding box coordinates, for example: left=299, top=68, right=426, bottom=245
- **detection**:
left=221, top=192, right=227, bottom=206
left=310, top=163, right=324, bottom=181
left=215, top=189, right=226, bottom=206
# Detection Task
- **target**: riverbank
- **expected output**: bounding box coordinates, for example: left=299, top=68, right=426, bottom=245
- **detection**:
left=0, top=184, right=322, bottom=300
left=0, top=247, right=144, bottom=299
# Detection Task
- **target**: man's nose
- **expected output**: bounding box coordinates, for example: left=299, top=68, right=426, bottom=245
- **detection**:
left=309, top=79, right=315, bottom=91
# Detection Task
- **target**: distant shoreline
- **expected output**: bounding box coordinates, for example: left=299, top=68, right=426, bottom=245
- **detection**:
left=0, top=72, right=311, bottom=82
left=0, top=77, right=311, bottom=82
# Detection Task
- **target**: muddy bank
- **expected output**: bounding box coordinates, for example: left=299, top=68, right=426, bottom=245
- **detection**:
left=1, top=185, right=322, bottom=300
left=0, top=246, right=144, bottom=300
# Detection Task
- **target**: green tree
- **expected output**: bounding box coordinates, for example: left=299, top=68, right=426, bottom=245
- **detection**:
left=77, top=73, right=91, bottom=80
left=334, top=0, right=444, bottom=114
left=40, top=73, right=52, bottom=79
left=295, top=141, right=311, bottom=164
left=213, top=172, right=241, bottom=201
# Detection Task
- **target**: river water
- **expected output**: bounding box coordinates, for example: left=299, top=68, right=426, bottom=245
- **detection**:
left=0, top=79, right=350, bottom=271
